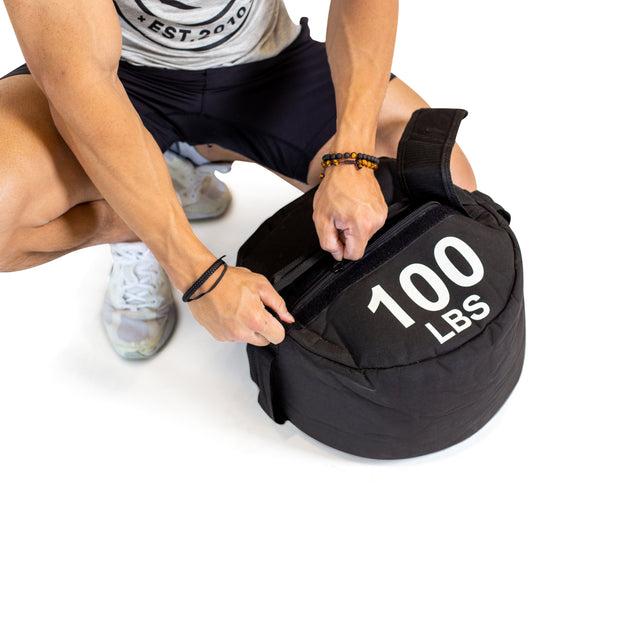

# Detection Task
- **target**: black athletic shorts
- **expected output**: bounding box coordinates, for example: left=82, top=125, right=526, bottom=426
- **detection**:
left=2, top=18, right=340, bottom=183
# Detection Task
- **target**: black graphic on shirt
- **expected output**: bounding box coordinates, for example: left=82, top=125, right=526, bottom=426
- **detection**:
left=113, top=0, right=254, bottom=52
left=157, top=0, right=200, bottom=10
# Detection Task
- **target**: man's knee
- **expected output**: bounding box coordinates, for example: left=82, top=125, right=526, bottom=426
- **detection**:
left=375, top=116, right=408, bottom=159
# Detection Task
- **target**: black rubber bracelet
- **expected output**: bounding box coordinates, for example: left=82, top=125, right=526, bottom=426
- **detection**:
left=182, top=256, right=227, bottom=303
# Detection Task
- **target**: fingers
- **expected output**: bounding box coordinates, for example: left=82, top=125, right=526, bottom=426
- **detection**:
left=224, top=309, right=285, bottom=347
left=259, top=280, right=295, bottom=325
left=318, top=214, right=376, bottom=261
left=249, top=333, right=270, bottom=347
left=342, top=229, right=368, bottom=261
left=313, top=168, right=387, bottom=262
left=232, top=281, right=290, bottom=346
left=339, top=204, right=386, bottom=260
left=315, top=214, right=344, bottom=262
left=249, top=279, right=295, bottom=346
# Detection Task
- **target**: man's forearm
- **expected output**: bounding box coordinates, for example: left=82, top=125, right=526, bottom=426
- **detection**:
left=45, top=74, right=214, bottom=291
left=326, top=0, right=399, bottom=152
left=4, top=0, right=212, bottom=290
left=48, top=79, right=211, bottom=290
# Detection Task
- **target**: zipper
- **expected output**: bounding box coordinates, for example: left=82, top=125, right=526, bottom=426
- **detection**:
left=290, top=203, right=437, bottom=315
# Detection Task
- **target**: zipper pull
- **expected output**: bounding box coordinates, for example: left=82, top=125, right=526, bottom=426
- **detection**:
left=331, top=260, right=345, bottom=273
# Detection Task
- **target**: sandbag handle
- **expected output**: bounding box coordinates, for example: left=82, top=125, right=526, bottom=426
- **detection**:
left=247, top=344, right=287, bottom=424
left=396, top=108, right=468, bottom=213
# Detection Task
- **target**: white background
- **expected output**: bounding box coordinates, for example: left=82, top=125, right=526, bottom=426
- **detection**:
left=1, top=1, right=638, bottom=638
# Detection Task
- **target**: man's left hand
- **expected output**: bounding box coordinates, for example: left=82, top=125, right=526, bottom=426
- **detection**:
left=312, top=166, right=387, bottom=262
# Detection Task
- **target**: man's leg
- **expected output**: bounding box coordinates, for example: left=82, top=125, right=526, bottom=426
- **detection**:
left=0, top=74, right=177, bottom=360
left=0, top=75, right=137, bottom=272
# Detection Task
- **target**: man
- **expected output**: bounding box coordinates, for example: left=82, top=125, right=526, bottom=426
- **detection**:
left=0, top=0, right=476, bottom=358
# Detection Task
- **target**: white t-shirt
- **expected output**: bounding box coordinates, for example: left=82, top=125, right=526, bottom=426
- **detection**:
left=114, top=0, right=301, bottom=70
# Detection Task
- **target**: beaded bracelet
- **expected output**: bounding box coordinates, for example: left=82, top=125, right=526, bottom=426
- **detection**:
left=181, top=256, right=228, bottom=303
left=320, top=152, right=380, bottom=179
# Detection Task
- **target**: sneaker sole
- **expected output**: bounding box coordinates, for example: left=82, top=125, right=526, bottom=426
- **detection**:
left=114, top=304, right=178, bottom=361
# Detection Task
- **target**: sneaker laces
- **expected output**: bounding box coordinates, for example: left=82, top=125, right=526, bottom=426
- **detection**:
left=110, top=243, right=164, bottom=311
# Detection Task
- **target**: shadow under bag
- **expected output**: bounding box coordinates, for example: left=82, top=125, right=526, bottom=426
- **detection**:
left=237, top=108, right=525, bottom=459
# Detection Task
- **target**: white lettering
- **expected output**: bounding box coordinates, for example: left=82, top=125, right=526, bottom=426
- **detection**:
left=399, top=263, right=450, bottom=312
left=434, top=236, right=484, bottom=287
left=463, top=294, right=490, bottom=320
left=368, top=285, right=415, bottom=327
left=425, top=322, right=456, bottom=344
left=442, top=308, right=472, bottom=333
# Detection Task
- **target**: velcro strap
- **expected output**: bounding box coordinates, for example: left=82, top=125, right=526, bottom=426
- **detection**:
left=396, top=108, right=468, bottom=212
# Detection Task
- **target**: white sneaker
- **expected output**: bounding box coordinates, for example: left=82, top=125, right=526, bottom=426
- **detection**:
left=102, top=242, right=177, bottom=360
left=164, top=147, right=232, bottom=220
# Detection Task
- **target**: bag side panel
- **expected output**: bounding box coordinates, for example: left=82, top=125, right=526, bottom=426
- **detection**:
left=278, top=294, right=525, bottom=459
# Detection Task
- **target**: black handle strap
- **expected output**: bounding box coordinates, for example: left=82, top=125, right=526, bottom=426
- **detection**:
left=247, top=344, right=286, bottom=424
left=396, top=108, right=468, bottom=213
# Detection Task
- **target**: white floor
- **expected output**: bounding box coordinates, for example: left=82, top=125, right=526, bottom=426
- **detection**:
left=1, top=2, right=638, bottom=639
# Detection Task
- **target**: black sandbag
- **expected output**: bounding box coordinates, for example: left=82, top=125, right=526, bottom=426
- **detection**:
left=238, top=108, right=525, bottom=459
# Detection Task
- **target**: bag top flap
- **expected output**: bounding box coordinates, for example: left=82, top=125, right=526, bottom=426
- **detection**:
left=237, top=108, right=470, bottom=281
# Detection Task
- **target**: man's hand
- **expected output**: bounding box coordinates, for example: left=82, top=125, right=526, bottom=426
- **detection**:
left=187, top=265, right=294, bottom=346
left=312, top=166, right=387, bottom=261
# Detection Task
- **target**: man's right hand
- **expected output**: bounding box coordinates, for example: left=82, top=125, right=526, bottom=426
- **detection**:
left=186, top=265, right=294, bottom=346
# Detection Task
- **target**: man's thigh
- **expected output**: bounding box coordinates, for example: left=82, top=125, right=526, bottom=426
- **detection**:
left=172, top=19, right=338, bottom=184
left=100, top=19, right=338, bottom=186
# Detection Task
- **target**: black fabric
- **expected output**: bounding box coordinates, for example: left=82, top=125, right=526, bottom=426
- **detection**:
left=397, top=108, right=468, bottom=212
left=1, top=63, right=30, bottom=80
left=238, top=108, right=525, bottom=459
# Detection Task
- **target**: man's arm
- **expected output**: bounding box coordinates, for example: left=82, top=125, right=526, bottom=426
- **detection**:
left=3, top=0, right=292, bottom=345
left=313, top=0, right=399, bottom=261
